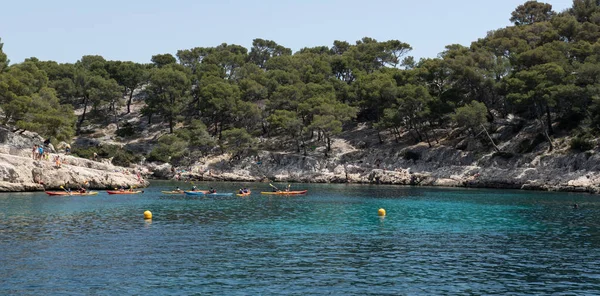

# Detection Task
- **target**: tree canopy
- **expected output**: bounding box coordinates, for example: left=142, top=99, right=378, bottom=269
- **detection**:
left=3, top=0, right=600, bottom=163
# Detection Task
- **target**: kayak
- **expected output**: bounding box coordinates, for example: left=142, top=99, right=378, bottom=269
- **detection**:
left=205, top=192, right=233, bottom=196
left=185, top=191, right=232, bottom=196
left=45, top=191, right=99, bottom=196
left=161, top=190, right=209, bottom=194
left=260, top=190, right=308, bottom=195
left=106, top=190, right=143, bottom=195
left=236, top=191, right=251, bottom=196
left=161, top=190, right=185, bottom=194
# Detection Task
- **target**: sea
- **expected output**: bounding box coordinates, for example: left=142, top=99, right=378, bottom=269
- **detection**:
left=1, top=181, right=599, bottom=295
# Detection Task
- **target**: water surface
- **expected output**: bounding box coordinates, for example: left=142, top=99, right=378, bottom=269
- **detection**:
left=1, top=182, right=599, bottom=295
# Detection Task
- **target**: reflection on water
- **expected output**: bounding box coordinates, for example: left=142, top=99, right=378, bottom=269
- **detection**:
left=1, top=183, right=600, bottom=294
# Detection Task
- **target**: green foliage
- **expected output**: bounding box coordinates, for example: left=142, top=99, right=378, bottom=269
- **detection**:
left=570, top=135, right=595, bottom=152
left=7, top=0, right=600, bottom=165
left=452, top=101, right=488, bottom=133
left=116, top=122, right=137, bottom=138
left=220, top=128, right=257, bottom=157
left=144, top=65, right=191, bottom=133
left=510, top=1, right=555, bottom=25
left=151, top=54, right=177, bottom=68
left=72, top=144, right=142, bottom=167
left=0, top=60, right=76, bottom=141
left=174, top=120, right=216, bottom=156
left=147, top=134, right=188, bottom=164
left=248, top=38, right=292, bottom=69
left=0, top=38, right=8, bottom=72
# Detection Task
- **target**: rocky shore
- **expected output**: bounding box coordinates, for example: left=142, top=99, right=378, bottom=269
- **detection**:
left=2, top=119, right=599, bottom=195
left=152, top=146, right=600, bottom=194
left=149, top=123, right=600, bottom=194
left=0, top=127, right=148, bottom=192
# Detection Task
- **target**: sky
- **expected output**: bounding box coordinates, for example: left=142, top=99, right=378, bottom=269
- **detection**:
left=0, top=0, right=574, bottom=65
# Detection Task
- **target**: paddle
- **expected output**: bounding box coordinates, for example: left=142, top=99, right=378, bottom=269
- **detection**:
left=269, top=183, right=280, bottom=192
left=60, top=185, right=72, bottom=196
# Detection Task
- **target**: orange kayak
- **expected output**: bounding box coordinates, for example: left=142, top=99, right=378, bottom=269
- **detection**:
left=236, top=191, right=251, bottom=196
left=260, top=190, right=307, bottom=195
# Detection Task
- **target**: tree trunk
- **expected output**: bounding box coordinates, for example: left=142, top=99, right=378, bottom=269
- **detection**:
left=428, top=122, right=439, bottom=144
left=126, top=88, right=134, bottom=114
left=535, top=102, right=553, bottom=151
left=422, top=128, right=432, bottom=148
left=212, top=115, right=218, bottom=137
left=545, top=104, right=554, bottom=136
left=413, top=128, right=423, bottom=142
left=480, top=124, right=500, bottom=152
left=377, top=130, right=384, bottom=144
left=76, top=95, right=89, bottom=135
left=393, top=127, right=400, bottom=143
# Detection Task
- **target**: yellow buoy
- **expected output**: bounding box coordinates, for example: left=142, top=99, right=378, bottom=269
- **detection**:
left=378, top=208, right=386, bottom=216
left=144, top=210, right=152, bottom=219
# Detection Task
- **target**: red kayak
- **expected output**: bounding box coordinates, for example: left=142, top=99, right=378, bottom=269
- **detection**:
left=260, top=190, right=308, bottom=195
left=106, top=190, right=142, bottom=195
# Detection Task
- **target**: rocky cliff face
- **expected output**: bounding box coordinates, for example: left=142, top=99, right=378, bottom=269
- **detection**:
left=161, top=123, right=600, bottom=194
left=0, top=127, right=148, bottom=192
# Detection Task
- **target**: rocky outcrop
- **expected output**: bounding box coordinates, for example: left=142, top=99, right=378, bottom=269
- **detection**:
left=169, top=137, right=600, bottom=194
left=0, top=127, right=148, bottom=192
left=0, top=153, right=148, bottom=192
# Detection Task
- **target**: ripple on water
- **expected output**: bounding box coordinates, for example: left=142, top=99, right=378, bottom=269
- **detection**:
left=1, top=184, right=600, bottom=294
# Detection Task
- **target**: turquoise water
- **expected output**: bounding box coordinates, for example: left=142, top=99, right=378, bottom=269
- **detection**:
left=1, top=182, right=600, bottom=295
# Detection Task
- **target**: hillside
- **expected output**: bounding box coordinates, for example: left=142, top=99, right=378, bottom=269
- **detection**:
left=70, top=97, right=600, bottom=194
left=3, top=1, right=600, bottom=193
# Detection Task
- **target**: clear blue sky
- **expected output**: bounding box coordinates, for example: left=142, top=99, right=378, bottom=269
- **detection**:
left=0, top=0, right=573, bottom=65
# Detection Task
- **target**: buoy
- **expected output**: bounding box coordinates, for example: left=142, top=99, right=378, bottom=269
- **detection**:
left=378, top=208, right=386, bottom=216
left=144, top=210, right=152, bottom=219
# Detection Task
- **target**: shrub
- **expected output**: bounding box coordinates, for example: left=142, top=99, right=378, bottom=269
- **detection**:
left=116, top=122, right=137, bottom=138
left=570, top=136, right=594, bottom=152
left=403, top=150, right=420, bottom=161
left=146, top=134, right=187, bottom=164
left=72, top=144, right=141, bottom=167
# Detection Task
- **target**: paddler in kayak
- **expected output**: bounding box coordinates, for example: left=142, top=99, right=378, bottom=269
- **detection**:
left=209, top=187, right=216, bottom=193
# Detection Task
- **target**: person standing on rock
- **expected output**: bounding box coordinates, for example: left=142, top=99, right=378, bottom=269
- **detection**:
left=54, top=155, right=62, bottom=168
left=37, top=145, right=44, bottom=160
left=32, top=145, right=38, bottom=160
